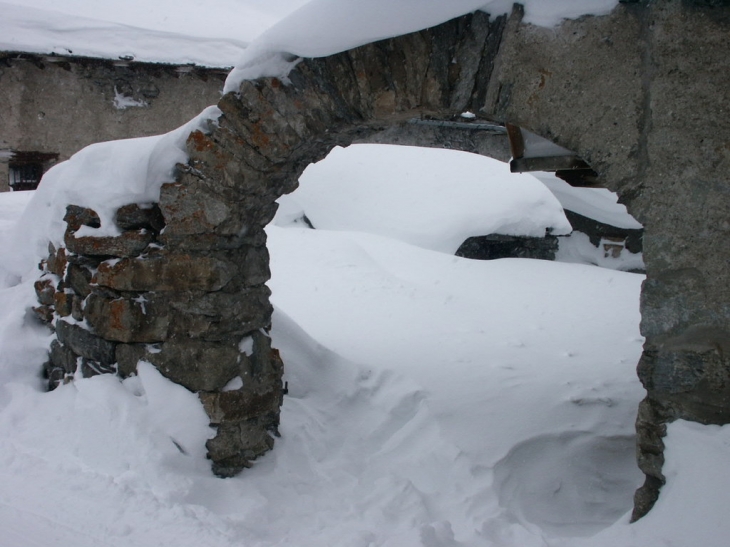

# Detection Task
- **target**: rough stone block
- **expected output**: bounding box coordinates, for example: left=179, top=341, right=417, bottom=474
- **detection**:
left=55, top=319, right=116, bottom=365
left=205, top=421, right=275, bottom=477
left=46, top=246, right=68, bottom=277
left=84, top=293, right=169, bottom=343
left=115, top=203, right=165, bottom=232
left=116, top=340, right=241, bottom=392
left=32, top=305, right=54, bottom=324
left=53, top=291, right=73, bottom=317
left=199, top=388, right=281, bottom=425
left=115, top=344, right=143, bottom=378
left=65, top=229, right=154, bottom=257
left=63, top=205, right=100, bottom=232
left=49, top=340, right=79, bottom=374
left=164, top=285, right=273, bottom=340
left=240, top=245, right=271, bottom=286
left=94, top=254, right=236, bottom=292
left=65, top=263, right=93, bottom=298
left=159, top=182, right=234, bottom=236
left=34, top=277, right=56, bottom=306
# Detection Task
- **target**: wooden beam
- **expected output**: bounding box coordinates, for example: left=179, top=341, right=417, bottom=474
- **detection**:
left=505, top=123, right=525, bottom=159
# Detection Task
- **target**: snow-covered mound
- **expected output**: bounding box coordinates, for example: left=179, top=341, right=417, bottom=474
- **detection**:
left=0, top=2, right=246, bottom=67
left=274, top=144, right=571, bottom=253
left=5, top=0, right=308, bottom=43
left=4, top=106, right=221, bottom=281
left=0, top=0, right=307, bottom=66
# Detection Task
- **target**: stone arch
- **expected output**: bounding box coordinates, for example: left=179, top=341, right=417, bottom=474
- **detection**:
left=37, top=1, right=730, bottom=520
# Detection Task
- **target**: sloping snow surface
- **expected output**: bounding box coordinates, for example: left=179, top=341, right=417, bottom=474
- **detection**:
left=0, top=136, right=727, bottom=546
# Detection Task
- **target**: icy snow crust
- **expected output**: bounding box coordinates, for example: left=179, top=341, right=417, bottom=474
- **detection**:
left=2, top=0, right=728, bottom=545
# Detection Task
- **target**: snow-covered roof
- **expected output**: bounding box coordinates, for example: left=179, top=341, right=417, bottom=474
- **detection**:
left=0, top=0, right=306, bottom=67
left=1, top=1, right=621, bottom=69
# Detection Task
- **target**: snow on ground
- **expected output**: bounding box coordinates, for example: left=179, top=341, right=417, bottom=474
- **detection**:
left=1, top=138, right=728, bottom=546
left=1, top=1, right=728, bottom=545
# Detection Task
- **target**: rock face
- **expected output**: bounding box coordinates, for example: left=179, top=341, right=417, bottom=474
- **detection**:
left=456, top=233, right=559, bottom=261
left=34, top=1, right=730, bottom=513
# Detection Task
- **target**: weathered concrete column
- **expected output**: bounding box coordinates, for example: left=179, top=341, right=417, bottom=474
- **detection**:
left=480, top=0, right=730, bottom=519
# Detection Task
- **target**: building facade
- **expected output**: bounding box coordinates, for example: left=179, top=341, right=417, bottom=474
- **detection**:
left=0, top=52, right=227, bottom=191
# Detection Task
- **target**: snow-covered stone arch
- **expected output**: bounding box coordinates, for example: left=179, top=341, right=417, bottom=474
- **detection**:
left=36, top=1, right=730, bottom=520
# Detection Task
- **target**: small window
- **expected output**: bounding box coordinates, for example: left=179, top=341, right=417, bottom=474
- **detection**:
left=7, top=151, right=59, bottom=191
left=9, top=163, right=44, bottom=191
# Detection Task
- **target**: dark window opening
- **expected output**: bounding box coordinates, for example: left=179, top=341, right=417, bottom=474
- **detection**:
left=7, top=151, right=59, bottom=191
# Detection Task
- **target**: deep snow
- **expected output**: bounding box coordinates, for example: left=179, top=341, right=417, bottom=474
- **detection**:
left=2, top=1, right=729, bottom=546
left=1, top=143, right=728, bottom=546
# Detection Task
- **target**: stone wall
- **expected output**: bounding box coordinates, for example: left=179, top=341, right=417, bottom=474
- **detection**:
left=0, top=53, right=226, bottom=191
left=31, top=1, right=730, bottom=518
left=36, top=196, right=283, bottom=477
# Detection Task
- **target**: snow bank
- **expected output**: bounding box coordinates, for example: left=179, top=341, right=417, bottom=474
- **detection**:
left=534, top=172, right=643, bottom=230
left=6, top=0, right=308, bottom=44
left=4, top=106, right=221, bottom=280
left=575, top=420, right=730, bottom=547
